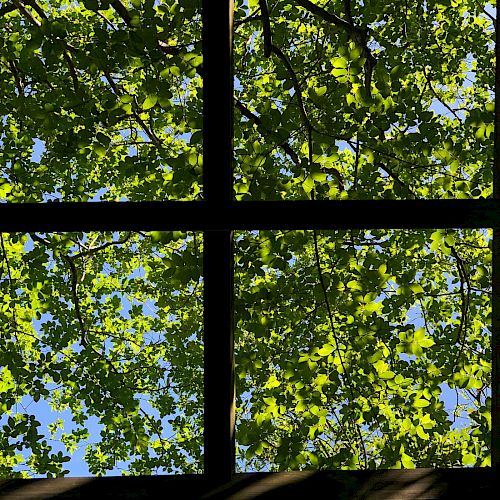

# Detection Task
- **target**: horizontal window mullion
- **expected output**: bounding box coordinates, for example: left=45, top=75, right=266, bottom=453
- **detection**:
left=1, top=200, right=500, bottom=232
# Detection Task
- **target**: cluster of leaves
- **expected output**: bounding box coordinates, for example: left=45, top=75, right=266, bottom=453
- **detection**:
left=0, top=0, right=202, bottom=202
left=0, top=231, right=203, bottom=476
left=234, top=0, right=494, bottom=200
left=235, top=229, right=491, bottom=470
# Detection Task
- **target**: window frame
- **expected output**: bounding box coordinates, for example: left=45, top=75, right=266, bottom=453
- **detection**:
left=0, top=0, right=497, bottom=496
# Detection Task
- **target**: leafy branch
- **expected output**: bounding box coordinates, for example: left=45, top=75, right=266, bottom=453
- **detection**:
left=312, top=229, right=368, bottom=468
left=30, top=233, right=88, bottom=347
left=294, top=0, right=376, bottom=94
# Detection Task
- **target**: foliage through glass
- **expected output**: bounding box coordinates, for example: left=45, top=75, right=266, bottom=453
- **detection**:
left=0, top=231, right=203, bottom=476
left=234, top=0, right=494, bottom=200
left=235, top=229, right=491, bottom=470
left=0, top=0, right=202, bottom=202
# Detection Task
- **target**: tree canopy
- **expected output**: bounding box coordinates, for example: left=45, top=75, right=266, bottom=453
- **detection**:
left=0, top=0, right=494, bottom=476
left=235, top=228, right=491, bottom=470
left=234, top=0, right=493, bottom=200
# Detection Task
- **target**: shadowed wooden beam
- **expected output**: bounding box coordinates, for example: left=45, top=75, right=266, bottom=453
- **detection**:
left=204, top=469, right=494, bottom=499
left=203, top=230, right=235, bottom=483
left=0, top=469, right=493, bottom=499
left=0, top=478, right=94, bottom=499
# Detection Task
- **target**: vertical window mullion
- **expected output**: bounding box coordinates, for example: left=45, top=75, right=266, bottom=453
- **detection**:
left=203, top=231, right=235, bottom=481
left=202, top=0, right=235, bottom=483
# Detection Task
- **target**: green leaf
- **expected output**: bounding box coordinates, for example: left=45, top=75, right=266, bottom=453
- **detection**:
left=414, top=399, right=430, bottom=408
left=401, top=453, right=415, bottom=468
left=318, top=344, right=334, bottom=357
left=462, top=453, right=477, bottom=466
left=142, top=96, right=157, bottom=110
left=409, top=283, right=424, bottom=294
left=379, top=370, right=395, bottom=380
left=315, top=86, right=327, bottom=97
left=302, top=176, right=314, bottom=194
left=349, top=46, right=363, bottom=60
left=416, top=426, right=429, bottom=440
left=367, top=351, right=383, bottom=364
left=330, top=57, right=348, bottom=69
left=311, top=169, right=327, bottom=182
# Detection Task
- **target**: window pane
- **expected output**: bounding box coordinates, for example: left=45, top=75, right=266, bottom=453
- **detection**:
left=0, top=231, right=203, bottom=476
left=235, top=229, right=491, bottom=470
left=0, top=1, right=202, bottom=202
left=234, top=1, right=493, bottom=200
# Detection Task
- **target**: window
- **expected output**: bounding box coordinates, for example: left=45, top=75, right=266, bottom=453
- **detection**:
left=0, top=0, right=496, bottom=496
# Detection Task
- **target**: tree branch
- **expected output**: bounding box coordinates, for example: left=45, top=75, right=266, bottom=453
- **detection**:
left=235, top=98, right=300, bottom=165
left=295, top=0, right=362, bottom=34
left=312, top=229, right=368, bottom=468
left=449, top=245, right=471, bottom=374
left=109, top=0, right=132, bottom=27
left=30, top=233, right=88, bottom=347
left=258, top=0, right=272, bottom=57
left=12, top=0, right=40, bottom=26
left=103, top=70, right=163, bottom=148
left=23, top=0, right=46, bottom=20
left=0, top=234, right=19, bottom=333
left=71, top=232, right=132, bottom=259
left=109, top=0, right=183, bottom=56
left=294, top=0, right=376, bottom=95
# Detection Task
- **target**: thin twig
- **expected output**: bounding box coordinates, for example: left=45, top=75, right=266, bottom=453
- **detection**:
left=71, top=232, right=132, bottom=259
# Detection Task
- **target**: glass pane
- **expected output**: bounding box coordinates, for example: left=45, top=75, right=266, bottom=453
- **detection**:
left=0, top=1, right=202, bottom=202
left=233, top=1, right=494, bottom=200
left=235, top=229, right=491, bottom=470
left=0, top=231, right=203, bottom=476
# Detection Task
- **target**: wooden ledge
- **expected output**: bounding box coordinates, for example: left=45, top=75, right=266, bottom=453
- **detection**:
left=0, top=468, right=494, bottom=499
